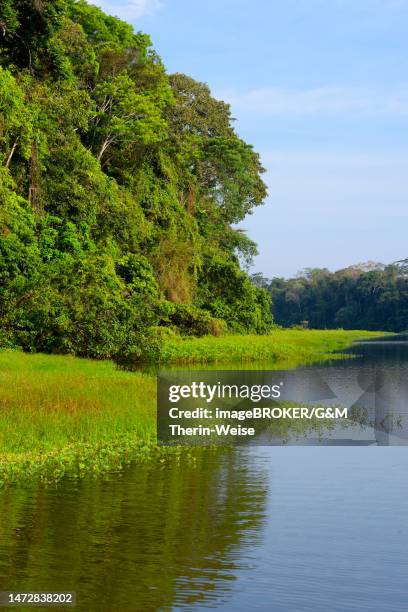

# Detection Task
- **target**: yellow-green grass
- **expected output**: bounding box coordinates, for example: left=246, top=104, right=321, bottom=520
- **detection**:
left=0, top=351, right=155, bottom=453
left=0, top=351, right=162, bottom=485
left=0, top=329, right=390, bottom=485
left=161, top=329, right=389, bottom=366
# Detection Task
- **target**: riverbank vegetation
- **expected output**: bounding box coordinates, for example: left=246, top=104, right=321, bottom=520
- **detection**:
left=0, top=3, right=396, bottom=486
left=161, top=328, right=384, bottom=365
left=0, top=0, right=272, bottom=367
left=0, top=329, right=386, bottom=485
left=0, top=349, right=169, bottom=486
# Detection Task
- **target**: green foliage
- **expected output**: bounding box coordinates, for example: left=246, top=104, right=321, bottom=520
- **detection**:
left=0, top=0, right=69, bottom=77
left=161, top=329, right=385, bottom=365
left=0, top=0, right=271, bottom=362
left=0, top=68, right=35, bottom=165
left=266, top=263, right=408, bottom=331
left=164, top=303, right=226, bottom=337
left=90, top=72, right=170, bottom=165
left=0, top=330, right=384, bottom=483
left=167, top=73, right=267, bottom=225
left=0, top=1, right=19, bottom=39
left=0, top=349, right=187, bottom=485
left=196, top=256, right=273, bottom=334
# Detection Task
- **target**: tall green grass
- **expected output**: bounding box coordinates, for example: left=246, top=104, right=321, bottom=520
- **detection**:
left=161, top=329, right=387, bottom=365
left=0, top=351, right=155, bottom=456
left=0, top=329, right=389, bottom=484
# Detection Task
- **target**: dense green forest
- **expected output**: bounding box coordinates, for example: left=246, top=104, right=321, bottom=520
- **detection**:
left=0, top=0, right=272, bottom=363
left=254, top=261, right=408, bottom=332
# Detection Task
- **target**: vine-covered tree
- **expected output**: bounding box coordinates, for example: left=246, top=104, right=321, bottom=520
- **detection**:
left=0, top=0, right=272, bottom=362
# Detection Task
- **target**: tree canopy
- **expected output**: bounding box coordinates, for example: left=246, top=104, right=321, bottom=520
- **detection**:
left=0, top=0, right=272, bottom=363
left=262, top=262, right=408, bottom=332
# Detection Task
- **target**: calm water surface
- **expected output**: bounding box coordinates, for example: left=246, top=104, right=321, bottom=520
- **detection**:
left=1, top=336, right=408, bottom=611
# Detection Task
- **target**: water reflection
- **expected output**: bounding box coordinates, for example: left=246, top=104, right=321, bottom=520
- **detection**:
left=158, top=335, right=408, bottom=446
left=1, top=335, right=408, bottom=610
left=304, top=334, right=408, bottom=445
left=0, top=450, right=267, bottom=611
left=252, top=333, right=408, bottom=445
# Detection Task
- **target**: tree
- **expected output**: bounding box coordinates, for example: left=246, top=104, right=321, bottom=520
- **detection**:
left=0, top=0, right=69, bottom=77
left=267, top=263, right=408, bottom=331
left=90, top=73, right=169, bottom=164
left=167, top=73, right=267, bottom=225
left=0, top=0, right=272, bottom=361
left=0, top=68, right=36, bottom=168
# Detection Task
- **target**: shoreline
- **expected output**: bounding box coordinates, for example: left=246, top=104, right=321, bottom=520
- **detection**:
left=0, top=329, right=389, bottom=486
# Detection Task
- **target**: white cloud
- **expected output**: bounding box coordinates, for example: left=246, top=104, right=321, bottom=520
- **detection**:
left=94, top=0, right=163, bottom=20
left=216, top=86, right=408, bottom=117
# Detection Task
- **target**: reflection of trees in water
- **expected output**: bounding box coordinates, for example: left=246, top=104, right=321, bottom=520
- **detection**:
left=312, top=357, right=408, bottom=445
left=0, top=450, right=267, bottom=611
left=349, top=398, right=404, bottom=445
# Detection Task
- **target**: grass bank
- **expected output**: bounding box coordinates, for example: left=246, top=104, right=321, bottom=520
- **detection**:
left=161, top=329, right=386, bottom=365
left=0, top=351, right=160, bottom=486
left=0, top=329, right=388, bottom=485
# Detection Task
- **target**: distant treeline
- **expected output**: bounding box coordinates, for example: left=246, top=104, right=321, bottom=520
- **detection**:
left=253, top=261, right=408, bottom=332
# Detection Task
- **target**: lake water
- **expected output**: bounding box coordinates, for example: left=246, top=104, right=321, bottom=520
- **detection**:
left=1, top=336, right=408, bottom=611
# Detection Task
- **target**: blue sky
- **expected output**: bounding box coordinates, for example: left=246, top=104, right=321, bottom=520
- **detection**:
left=95, top=0, right=408, bottom=277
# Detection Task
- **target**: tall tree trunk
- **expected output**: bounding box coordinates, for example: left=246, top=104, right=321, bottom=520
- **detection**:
left=97, top=137, right=113, bottom=162
left=5, top=140, right=18, bottom=168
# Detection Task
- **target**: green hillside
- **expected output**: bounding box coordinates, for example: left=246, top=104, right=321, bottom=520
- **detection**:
left=0, top=0, right=272, bottom=365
